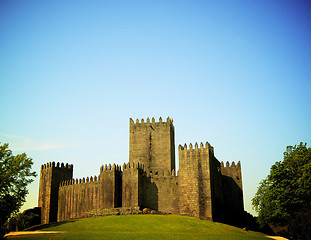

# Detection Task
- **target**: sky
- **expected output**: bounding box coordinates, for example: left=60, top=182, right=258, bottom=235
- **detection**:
left=0, top=0, right=310, bottom=216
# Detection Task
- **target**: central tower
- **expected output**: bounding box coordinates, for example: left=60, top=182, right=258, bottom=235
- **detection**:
left=129, top=117, right=175, bottom=174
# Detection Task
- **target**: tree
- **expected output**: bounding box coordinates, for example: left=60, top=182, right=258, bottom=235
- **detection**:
left=252, top=142, right=311, bottom=239
left=0, top=143, right=36, bottom=238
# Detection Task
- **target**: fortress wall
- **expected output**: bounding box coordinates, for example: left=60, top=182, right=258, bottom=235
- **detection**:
left=221, top=161, right=244, bottom=217
left=221, top=161, right=242, bottom=189
left=122, top=162, right=143, bottom=208
left=147, top=172, right=179, bottom=214
left=99, top=164, right=122, bottom=209
left=178, top=143, right=212, bottom=219
left=58, top=177, right=101, bottom=221
left=129, top=117, right=175, bottom=173
left=38, top=162, right=73, bottom=224
left=178, top=144, right=200, bottom=218
left=141, top=173, right=158, bottom=210
left=209, top=155, right=225, bottom=222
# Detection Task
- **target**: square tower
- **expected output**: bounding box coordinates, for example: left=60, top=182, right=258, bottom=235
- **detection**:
left=129, top=117, right=175, bottom=174
left=38, top=162, right=73, bottom=223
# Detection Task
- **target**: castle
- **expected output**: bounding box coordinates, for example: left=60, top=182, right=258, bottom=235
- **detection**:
left=38, top=117, right=244, bottom=224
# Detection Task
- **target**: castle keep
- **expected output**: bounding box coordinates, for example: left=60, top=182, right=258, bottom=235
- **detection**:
left=38, top=117, right=243, bottom=224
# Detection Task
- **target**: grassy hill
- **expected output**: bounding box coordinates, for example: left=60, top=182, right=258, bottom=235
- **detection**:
left=6, top=215, right=270, bottom=240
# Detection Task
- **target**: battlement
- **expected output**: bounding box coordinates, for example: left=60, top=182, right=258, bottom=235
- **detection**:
left=220, top=161, right=241, bottom=169
left=178, top=141, right=214, bottom=154
left=122, top=162, right=145, bottom=171
left=100, top=164, right=122, bottom=172
left=129, top=117, right=173, bottom=125
left=221, top=161, right=242, bottom=190
left=41, top=162, right=73, bottom=170
left=60, top=175, right=99, bottom=187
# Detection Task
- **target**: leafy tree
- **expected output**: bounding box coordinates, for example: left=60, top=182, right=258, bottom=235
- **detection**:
left=7, top=210, right=40, bottom=232
left=0, top=143, right=36, bottom=238
left=252, top=142, right=311, bottom=239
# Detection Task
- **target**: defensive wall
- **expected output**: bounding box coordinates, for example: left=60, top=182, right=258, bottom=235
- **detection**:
left=39, top=117, right=244, bottom=224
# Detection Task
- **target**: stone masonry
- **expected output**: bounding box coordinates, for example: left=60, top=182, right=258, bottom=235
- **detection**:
left=38, top=117, right=244, bottom=224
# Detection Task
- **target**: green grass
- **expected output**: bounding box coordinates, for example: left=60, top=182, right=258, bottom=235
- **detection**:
left=6, top=215, right=270, bottom=240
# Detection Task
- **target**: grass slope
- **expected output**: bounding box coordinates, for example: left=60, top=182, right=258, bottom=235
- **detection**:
left=7, top=215, right=269, bottom=240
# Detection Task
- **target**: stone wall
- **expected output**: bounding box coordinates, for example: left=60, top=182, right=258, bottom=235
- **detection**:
left=129, top=117, right=175, bottom=173
left=147, top=172, right=179, bottom=214
left=122, top=162, right=143, bottom=208
left=221, top=161, right=244, bottom=221
left=178, top=142, right=213, bottom=220
left=58, top=177, right=100, bottom=221
left=99, top=164, right=122, bottom=208
left=57, top=164, right=122, bottom=222
left=209, top=155, right=225, bottom=222
left=38, top=162, right=72, bottom=224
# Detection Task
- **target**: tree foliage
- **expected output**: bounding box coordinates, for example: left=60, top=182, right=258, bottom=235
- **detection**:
left=252, top=142, right=311, bottom=238
left=0, top=143, right=36, bottom=237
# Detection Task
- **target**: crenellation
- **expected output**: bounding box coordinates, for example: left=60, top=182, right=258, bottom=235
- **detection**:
left=131, top=116, right=173, bottom=125
left=180, top=142, right=211, bottom=153
left=39, top=116, right=243, bottom=224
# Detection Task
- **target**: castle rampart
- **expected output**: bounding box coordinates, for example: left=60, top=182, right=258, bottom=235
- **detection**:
left=178, top=142, right=213, bottom=220
left=38, top=117, right=244, bottom=224
left=58, top=177, right=101, bottom=221
left=38, top=162, right=73, bottom=224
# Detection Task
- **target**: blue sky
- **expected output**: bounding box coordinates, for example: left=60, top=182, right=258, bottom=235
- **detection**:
left=1, top=0, right=310, bottom=216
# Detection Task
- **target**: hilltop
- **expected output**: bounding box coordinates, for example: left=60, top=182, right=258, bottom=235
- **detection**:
left=5, top=215, right=271, bottom=240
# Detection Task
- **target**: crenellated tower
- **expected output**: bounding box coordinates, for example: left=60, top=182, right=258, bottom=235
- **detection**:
left=38, top=162, right=73, bottom=223
left=221, top=161, right=242, bottom=189
left=99, top=163, right=122, bottom=209
left=178, top=142, right=217, bottom=220
left=129, top=117, right=175, bottom=174
left=122, top=162, right=144, bottom=208
left=220, top=161, right=244, bottom=218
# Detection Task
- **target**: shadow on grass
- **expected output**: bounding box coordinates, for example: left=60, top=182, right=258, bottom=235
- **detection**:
left=25, top=220, right=76, bottom=231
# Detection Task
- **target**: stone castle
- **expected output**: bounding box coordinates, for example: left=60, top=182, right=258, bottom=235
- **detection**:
left=38, top=117, right=244, bottom=224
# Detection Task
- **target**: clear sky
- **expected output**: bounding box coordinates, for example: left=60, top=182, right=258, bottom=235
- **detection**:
left=1, top=0, right=310, bottom=216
